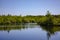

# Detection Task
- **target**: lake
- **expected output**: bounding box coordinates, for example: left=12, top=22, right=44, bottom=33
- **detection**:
left=0, top=23, right=60, bottom=40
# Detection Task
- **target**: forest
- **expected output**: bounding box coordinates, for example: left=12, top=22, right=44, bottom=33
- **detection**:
left=0, top=11, right=60, bottom=26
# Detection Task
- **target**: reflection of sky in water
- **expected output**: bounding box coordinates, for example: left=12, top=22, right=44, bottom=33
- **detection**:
left=0, top=24, right=60, bottom=40
left=50, top=32, right=60, bottom=40
left=0, top=28, right=47, bottom=40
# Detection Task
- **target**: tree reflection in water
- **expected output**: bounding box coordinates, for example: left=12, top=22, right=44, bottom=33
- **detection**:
left=0, top=24, right=60, bottom=40
left=40, top=25, right=60, bottom=40
left=0, top=23, right=37, bottom=33
left=0, top=24, right=27, bottom=33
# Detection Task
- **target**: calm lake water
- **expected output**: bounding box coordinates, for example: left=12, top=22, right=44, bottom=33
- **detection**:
left=0, top=23, right=60, bottom=40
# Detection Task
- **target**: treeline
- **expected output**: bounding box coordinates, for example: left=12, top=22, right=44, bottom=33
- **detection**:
left=0, top=15, right=43, bottom=25
left=38, top=11, right=60, bottom=26
left=0, top=11, right=60, bottom=25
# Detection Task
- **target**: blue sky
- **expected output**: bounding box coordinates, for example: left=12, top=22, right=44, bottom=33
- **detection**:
left=0, top=0, right=60, bottom=16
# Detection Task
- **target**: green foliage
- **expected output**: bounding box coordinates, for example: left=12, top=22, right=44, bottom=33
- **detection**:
left=38, top=11, right=60, bottom=26
left=0, top=11, right=60, bottom=25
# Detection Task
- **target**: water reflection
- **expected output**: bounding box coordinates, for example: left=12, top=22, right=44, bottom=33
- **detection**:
left=40, top=25, right=60, bottom=40
left=0, top=23, right=60, bottom=40
left=0, top=23, right=39, bottom=33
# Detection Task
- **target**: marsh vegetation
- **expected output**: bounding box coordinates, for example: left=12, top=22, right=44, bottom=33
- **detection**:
left=0, top=11, right=60, bottom=26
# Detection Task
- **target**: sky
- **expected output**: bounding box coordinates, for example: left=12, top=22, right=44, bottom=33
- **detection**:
left=0, top=0, right=60, bottom=16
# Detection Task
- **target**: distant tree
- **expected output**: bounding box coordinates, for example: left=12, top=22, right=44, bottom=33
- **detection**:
left=45, top=11, right=54, bottom=25
left=46, top=11, right=51, bottom=17
left=7, top=14, right=11, bottom=16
